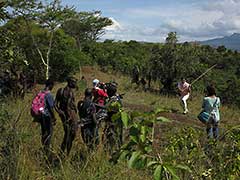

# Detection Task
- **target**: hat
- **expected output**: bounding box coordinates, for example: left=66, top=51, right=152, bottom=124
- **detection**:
left=93, top=79, right=100, bottom=86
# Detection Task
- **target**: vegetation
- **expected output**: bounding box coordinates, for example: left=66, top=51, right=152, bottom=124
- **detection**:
left=1, top=0, right=240, bottom=179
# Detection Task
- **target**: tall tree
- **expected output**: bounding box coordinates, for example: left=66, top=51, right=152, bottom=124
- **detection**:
left=62, top=11, right=112, bottom=50
left=9, top=0, right=75, bottom=79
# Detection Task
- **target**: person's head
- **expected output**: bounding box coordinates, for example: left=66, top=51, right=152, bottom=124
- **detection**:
left=206, top=85, right=216, bottom=96
left=45, top=79, right=54, bottom=90
left=92, top=79, right=100, bottom=88
left=105, top=82, right=117, bottom=97
left=67, top=77, right=77, bottom=89
left=98, top=82, right=106, bottom=90
left=84, top=88, right=92, bottom=98
left=181, top=78, right=186, bottom=83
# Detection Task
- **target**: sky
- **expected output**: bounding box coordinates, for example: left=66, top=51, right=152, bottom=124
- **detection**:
left=62, top=0, right=240, bottom=42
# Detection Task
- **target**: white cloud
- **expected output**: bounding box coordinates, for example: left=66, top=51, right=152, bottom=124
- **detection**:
left=103, top=0, right=240, bottom=42
left=105, top=17, right=122, bottom=31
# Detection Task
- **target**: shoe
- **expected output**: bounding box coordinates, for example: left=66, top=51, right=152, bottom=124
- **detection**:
left=183, top=109, right=189, bottom=114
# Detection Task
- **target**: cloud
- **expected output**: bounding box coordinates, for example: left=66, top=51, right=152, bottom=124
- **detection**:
left=103, top=0, right=240, bottom=42
left=105, top=17, right=122, bottom=31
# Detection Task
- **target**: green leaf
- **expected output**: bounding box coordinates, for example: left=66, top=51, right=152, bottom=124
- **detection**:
left=154, top=108, right=166, bottom=114
left=128, top=151, right=141, bottom=168
left=163, top=165, right=180, bottom=180
left=154, top=165, right=163, bottom=180
left=176, top=164, right=192, bottom=173
left=129, top=126, right=140, bottom=136
left=156, top=116, right=171, bottom=122
left=111, top=112, right=121, bottom=122
left=121, top=111, right=129, bottom=127
left=130, top=135, right=139, bottom=143
left=140, top=126, right=147, bottom=142
left=147, top=161, right=159, bottom=168
left=119, top=150, right=130, bottom=161
left=144, top=146, right=152, bottom=153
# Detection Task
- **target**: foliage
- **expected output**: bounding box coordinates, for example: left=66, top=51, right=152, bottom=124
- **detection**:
left=62, top=11, right=112, bottom=50
left=115, top=109, right=192, bottom=180
left=0, top=103, right=20, bottom=180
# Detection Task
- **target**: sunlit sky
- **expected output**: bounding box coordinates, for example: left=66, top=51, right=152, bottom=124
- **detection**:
left=62, top=0, right=240, bottom=42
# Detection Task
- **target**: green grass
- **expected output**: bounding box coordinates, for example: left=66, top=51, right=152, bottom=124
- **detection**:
left=1, top=67, right=240, bottom=179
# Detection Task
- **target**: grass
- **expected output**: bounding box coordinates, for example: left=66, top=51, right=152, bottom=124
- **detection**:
left=1, top=66, right=240, bottom=179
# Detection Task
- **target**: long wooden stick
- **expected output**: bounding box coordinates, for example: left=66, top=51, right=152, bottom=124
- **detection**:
left=191, top=64, right=217, bottom=85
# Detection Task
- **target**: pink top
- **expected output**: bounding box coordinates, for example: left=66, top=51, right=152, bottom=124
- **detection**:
left=178, top=82, right=190, bottom=96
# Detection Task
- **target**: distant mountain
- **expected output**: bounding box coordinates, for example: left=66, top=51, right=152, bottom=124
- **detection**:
left=200, top=33, right=240, bottom=51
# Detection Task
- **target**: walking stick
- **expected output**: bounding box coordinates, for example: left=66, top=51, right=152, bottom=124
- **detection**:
left=190, top=64, right=217, bottom=85
left=189, top=64, right=217, bottom=101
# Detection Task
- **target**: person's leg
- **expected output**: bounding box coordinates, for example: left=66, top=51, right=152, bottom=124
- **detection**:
left=182, top=94, right=190, bottom=113
left=206, top=118, right=213, bottom=138
left=66, top=121, right=76, bottom=156
left=60, top=120, right=69, bottom=154
left=40, top=116, right=53, bottom=158
left=213, top=121, right=219, bottom=139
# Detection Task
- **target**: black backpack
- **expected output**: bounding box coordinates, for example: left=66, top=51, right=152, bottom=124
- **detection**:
left=78, top=99, right=94, bottom=125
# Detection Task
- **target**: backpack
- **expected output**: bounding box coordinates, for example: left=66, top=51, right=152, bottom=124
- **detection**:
left=31, top=90, right=49, bottom=117
left=78, top=99, right=95, bottom=125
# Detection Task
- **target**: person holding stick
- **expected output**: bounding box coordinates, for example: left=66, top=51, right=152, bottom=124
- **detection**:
left=178, top=78, right=191, bottom=114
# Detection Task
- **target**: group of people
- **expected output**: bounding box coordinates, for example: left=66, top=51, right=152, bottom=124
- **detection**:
left=31, top=77, right=122, bottom=162
left=32, top=75, right=221, bottom=164
left=178, top=78, right=221, bottom=139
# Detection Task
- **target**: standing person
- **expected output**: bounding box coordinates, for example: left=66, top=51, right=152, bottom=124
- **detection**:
left=178, top=78, right=191, bottom=114
left=92, top=79, right=108, bottom=106
left=201, top=85, right=220, bottom=139
left=31, top=79, right=56, bottom=160
left=77, top=88, right=97, bottom=150
left=55, top=77, right=78, bottom=157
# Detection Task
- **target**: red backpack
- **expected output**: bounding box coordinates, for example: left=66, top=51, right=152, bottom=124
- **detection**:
left=31, top=90, right=49, bottom=117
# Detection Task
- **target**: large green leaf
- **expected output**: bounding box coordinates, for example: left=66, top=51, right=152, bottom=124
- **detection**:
left=121, top=111, right=129, bottom=127
left=147, top=161, right=159, bottom=168
left=140, top=126, right=147, bottom=142
left=128, top=151, right=141, bottom=168
left=154, top=108, right=167, bottom=114
left=163, top=164, right=180, bottom=180
left=118, top=150, right=130, bottom=161
left=156, top=116, right=171, bottom=122
left=175, top=164, right=192, bottom=173
left=111, top=112, right=121, bottom=122
left=154, top=165, right=163, bottom=180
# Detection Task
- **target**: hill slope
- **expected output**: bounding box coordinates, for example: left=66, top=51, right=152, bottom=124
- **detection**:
left=200, top=33, right=240, bottom=51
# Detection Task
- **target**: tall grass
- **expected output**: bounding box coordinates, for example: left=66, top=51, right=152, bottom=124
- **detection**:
left=1, top=67, right=240, bottom=179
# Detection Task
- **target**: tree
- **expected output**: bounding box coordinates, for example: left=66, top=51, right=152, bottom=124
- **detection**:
left=9, top=0, right=75, bottom=79
left=62, top=11, right=112, bottom=50
left=0, top=0, right=9, bottom=21
left=150, top=32, right=201, bottom=93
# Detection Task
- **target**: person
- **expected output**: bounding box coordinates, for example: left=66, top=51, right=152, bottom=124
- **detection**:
left=32, top=79, right=56, bottom=160
left=132, top=65, right=140, bottom=85
left=55, top=77, right=78, bottom=157
left=140, top=77, right=147, bottom=92
left=201, top=85, right=220, bottom=139
left=92, top=79, right=108, bottom=106
left=77, top=88, right=97, bottom=150
left=103, top=82, right=123, bottom=154
left=178, top=78, right=191, bottom=114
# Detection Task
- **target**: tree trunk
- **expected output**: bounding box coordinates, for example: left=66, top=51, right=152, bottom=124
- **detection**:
left=45, top=31, right=54, bottom=80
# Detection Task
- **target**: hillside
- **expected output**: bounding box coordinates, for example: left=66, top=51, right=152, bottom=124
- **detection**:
left=200, top=33, right=240, bottom=51
left=1, top=67, right=240, bottom=179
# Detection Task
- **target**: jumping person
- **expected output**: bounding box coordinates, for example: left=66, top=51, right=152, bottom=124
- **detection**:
left=55, top=77, right=78, bottom=157
left=201, top=85, right=221, bottom=139
left=78, top=88, right=97, bottom=150
left=178, top=78, right=191, bottom=114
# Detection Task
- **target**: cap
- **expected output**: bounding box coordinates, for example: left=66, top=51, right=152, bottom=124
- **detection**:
left=93, top=79, right=100, bottom=86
